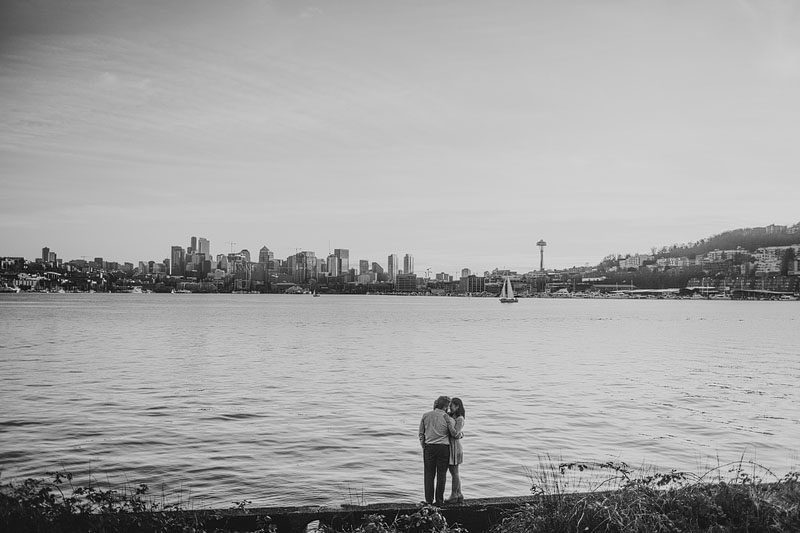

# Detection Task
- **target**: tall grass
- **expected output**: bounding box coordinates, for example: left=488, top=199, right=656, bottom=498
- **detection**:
left=500, top=457, right=800, bottom=532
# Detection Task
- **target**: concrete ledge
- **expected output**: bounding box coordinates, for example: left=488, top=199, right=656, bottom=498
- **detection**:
left=167, top=496, right=540, bottom=532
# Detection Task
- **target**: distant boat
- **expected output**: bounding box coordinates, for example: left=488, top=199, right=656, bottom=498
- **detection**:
left=499, top=277, right=518, bottom=303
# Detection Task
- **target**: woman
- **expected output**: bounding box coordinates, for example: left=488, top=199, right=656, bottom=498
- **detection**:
left=445, top=397, right=466, bottom=504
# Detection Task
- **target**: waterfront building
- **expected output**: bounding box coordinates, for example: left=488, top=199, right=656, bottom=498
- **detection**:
left=460, top=274, right=485, bottom=294
left=371, top=262, right=384, bottom=274
left=404, top=253, right=414, bottom=274
left=461, top=268, right=471, bottom=278
left=396, top=273, right=417, bottom=292
left=359, top=259, right=369, bottom=275
left=387, top=254, right=399, bottom=281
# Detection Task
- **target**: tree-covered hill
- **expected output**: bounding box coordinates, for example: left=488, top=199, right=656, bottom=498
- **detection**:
left=649, top=222, right=800, bottom=260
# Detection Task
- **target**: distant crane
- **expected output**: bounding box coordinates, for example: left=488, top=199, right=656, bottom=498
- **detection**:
left=537, top=240, right=547, bottom=272
left=226, top=241, right=236, bottom=253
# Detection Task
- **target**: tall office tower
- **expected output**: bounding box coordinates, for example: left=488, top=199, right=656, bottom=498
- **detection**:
left=294, top=251, right=316, bottom=282
left=170, top=246, right=185, bottom=276
left=240, top=249, right=251, bottom=262
left=42, top=247, right=50, bottom=262
left=387, top=254, right=399, bottom=281
left=359, top=260, right=369, bottom=275
left=334, top=248, right=349, bottom=273
left=198, top=237, right=210, bottom=256
left=48, top=251, right=57, bottom=263
left=327, top=254, right=339, bottom=276
left=189, top=236, right=197, bottom=254
left=461, top=268, right=471, bottom=278
left=404, top=253, right=414, bottom=275
left=258, top=246, right=273, bottom=264
left=371, top=262, right=384, bottom=274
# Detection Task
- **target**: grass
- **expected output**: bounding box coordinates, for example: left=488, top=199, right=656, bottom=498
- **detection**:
left=499, top=458, right=800, bottom=532
left=2, top=461, right=798, bottom=532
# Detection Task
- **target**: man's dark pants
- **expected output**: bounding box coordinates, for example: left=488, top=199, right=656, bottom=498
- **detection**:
left=423, top=443, right=450, bottom=504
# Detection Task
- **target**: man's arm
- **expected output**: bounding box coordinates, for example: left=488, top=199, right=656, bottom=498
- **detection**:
left=446, top=414, right=459, bottom=437
left=419, top=417, right=426, bottom=448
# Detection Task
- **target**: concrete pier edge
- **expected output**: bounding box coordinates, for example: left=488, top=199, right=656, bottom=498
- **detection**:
left=159, top=495, right=541, bottom=533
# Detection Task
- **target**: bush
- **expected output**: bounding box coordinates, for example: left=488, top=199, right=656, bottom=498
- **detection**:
left=495, top=460, right=800, bottom=532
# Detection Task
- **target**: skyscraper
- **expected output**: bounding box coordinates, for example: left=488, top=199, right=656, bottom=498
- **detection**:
left=170, top=246, right=185, bottom=276
left=359, top=260, right=369, bottom=275
left=404, top=253, right=414, bottom=275
left=334, top=249, right=349, bottom=273
left=328, top=254, right=339, bottom=276
left=198, top=237, right=210, bottom=256
left=387, top=254, right=399, bottom=281
left=41, top=247, right=50, bottom=262
left=258, top=246, right=273, bottom=264
left=189, top=236, right=197, bottom=254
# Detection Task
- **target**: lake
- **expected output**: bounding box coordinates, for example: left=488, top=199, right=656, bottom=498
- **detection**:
left=1, top=294, right=798, bottom=508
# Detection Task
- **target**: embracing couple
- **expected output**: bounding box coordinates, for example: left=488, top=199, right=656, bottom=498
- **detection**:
left=418, top=395, right=466, bottom=506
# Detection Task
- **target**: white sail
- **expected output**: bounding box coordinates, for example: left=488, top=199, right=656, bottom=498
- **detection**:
left=500, top=277, right=518, bottom=302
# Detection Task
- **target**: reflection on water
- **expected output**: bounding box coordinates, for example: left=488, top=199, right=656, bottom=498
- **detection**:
left=1, top=294, right=799, bottom=507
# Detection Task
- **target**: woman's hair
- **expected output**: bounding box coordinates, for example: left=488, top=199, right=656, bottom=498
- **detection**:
left=450, top=397, right=466, bottom=418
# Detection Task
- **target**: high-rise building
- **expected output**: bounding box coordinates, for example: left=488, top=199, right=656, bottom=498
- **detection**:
left=461, top=268, right=472, bottom=278
left=41, top=247, right=50, bottom=262
left=258, top=246, right=273, bottom=264
left=291, top=251, right=316, bottom=282
left=198, top=237, right=210, bottom=256
left=387, top=254, right=399, bottom=281
left=328, top=254, right=339, bottom=276
left=371, top=262, right=384, bottom=274
left=359, top=260, right=369, bottom=275
left=170, top=246, right=185, bottom=276
left=189, top=236, right=197, bottom=254
left=334, top=248, right=349, bottom=273
left=404, top=253, right=414, bottom=275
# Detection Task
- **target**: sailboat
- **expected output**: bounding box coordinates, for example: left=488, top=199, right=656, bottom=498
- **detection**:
left=499, top=277, right=518, bottom=303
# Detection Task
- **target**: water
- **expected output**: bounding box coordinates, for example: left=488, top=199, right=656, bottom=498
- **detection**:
left=1, top=294, right=799, bottom=508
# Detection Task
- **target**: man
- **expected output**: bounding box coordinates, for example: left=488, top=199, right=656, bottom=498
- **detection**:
left=418, top=395, right=458, bottom=505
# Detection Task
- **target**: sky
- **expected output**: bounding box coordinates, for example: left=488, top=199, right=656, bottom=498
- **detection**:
left=1, top=0, right=799, bottom=275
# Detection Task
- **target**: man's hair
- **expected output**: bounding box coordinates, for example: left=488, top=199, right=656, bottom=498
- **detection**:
left=434, top=396, right=451, bottom=410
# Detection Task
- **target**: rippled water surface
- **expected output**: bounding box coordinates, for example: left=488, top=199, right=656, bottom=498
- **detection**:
left=1, top=294, right=799, bottom=507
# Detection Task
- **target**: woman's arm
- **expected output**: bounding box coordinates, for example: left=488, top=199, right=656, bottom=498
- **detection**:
left=454, top=416, right=465, bottom=439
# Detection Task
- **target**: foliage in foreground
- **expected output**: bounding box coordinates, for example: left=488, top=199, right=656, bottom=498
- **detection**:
left=0, top=470, right=232, bottom=533
left=3, top=462, right=799, bottom=533
left=496, top=460, right=800, bottom=533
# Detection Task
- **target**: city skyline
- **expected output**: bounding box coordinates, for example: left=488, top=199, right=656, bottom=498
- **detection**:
left=2, top=1, right=799, bottom=275
left=15, top=217, right=800, bottom=279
